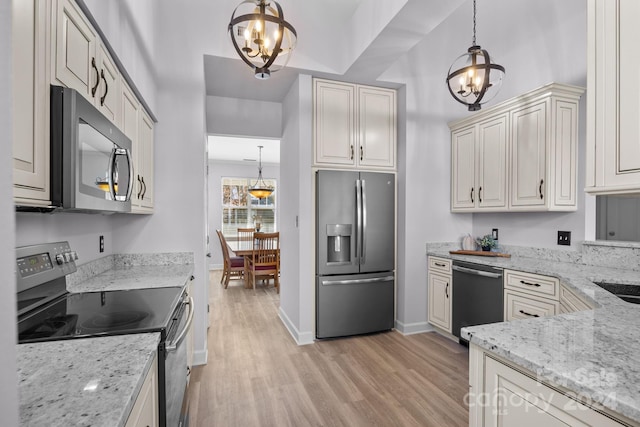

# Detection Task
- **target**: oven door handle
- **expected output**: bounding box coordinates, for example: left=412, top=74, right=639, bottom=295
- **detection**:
left=166, top=296, right=194, bottom=352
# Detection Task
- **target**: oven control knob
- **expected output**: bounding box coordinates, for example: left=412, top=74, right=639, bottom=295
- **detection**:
left=64, top=252, right=73, bottom=262
left=55, top=254, right=65, bottom=265
left=71, top=251, right=78, bottom=261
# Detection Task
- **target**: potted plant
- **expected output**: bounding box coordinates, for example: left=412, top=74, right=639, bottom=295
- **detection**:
left=477, top=234, right=497, bottom=251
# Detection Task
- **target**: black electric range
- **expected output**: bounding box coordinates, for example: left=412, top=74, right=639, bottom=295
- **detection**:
left=16, top=242, right=192, bottom=427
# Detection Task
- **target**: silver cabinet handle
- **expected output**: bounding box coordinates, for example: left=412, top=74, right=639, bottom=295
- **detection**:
left=321, top=276, right=394, bottom=286
left=452, top=265, right=502, bottom=279
left=166, top=296, right=194, bottom=352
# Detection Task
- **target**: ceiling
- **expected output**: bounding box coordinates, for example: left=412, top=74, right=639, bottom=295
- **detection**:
left=208, top=135, right=280, bottom=164
left=205, top=0, right=466, bottom=102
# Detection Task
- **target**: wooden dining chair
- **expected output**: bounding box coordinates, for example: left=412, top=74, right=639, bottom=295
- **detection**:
left=247, top=232, right=280, bottom=293
left=216, top=230, right=245, bottom=288
left=237, top=227, right=255, bottom=243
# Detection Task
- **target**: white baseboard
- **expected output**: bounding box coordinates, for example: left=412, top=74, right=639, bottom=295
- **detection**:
left=394, top=320, right=433, bottom=335
left=278, top=307, right=314, bottom=346
left=192, top=349, right=208, bottom=366
left=209, top=263, right=222, bottom=271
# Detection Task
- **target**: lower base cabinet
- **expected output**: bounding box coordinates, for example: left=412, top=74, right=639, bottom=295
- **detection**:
left=469, top=344, right=628, bottom=427
left=125, top=352, right=159, bottom=427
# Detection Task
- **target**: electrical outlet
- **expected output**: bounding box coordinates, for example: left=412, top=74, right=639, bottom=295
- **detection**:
left=99, top=235, right=104, bottom=253
left=557, top=231, right=571, bottom=246
left=492, top=228, right=499, bottom=240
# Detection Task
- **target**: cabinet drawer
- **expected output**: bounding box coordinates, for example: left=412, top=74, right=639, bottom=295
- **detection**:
left=559, top=284, right=593, bottom=313
left=504, top=269, right=559, bottom=300
left=428, top=256, right=452, bottom=274
left=505, top=290, right=559, bottom=321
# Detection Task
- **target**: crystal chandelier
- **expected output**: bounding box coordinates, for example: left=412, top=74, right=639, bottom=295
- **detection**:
left=445, top=0, right=505, bottom=111
left=228, top=0, right=297, bottom=80
left=248, top=146, right=274, bottom=199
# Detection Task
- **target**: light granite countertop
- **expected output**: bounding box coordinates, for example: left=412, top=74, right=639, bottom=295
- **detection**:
left=67, top=264, right=194, bottom=293
left=18, top=333, right=160, bottom=427
left=428, top=249, right=640, bottom=423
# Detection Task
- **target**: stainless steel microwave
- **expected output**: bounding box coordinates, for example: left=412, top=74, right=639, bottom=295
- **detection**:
left=50, top=85, right=133, bottom=213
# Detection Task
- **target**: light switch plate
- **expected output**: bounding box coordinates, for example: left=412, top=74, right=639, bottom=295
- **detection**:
left=492, top=228, right=499, bottom=240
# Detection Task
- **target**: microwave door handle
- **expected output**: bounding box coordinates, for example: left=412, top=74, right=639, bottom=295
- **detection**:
left=124, top=148, right=134, bottom=202
left=107, top=147, right=117, bottom=200
left=166, top=296, right=194, bottom=352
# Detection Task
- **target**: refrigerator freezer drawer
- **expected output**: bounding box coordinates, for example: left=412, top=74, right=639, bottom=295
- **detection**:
left=316, top=274, right=394, bottom=339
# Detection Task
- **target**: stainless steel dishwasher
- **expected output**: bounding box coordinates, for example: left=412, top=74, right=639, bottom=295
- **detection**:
left=452, top=260, right=504, bottom=344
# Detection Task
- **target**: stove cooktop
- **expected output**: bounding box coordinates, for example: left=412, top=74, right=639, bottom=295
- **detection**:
left=18, top=286, right=184, bottom=343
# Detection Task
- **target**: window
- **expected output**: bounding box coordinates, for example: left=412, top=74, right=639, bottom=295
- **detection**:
left=221, top=177, right=276, bottom=239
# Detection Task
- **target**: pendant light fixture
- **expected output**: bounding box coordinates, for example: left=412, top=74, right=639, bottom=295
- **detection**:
left=445, top=0, right=505, bottom=111
left=248, top=146, right=274, bottom=199
left=228, top=0, right=297, bottom=80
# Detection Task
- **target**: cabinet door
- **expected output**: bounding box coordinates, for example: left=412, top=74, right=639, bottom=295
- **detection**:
left=510, top=101, right=547, bottom=208
left=13, top=0, right=50, bottom=205
left=477, top=114, right=508, bottom=209
left=54, top=0, right=97, bottom=102
left=451, top=125, right=476, bottom=210
left=125, top=353, right=158, bottom=427
left=482, top=353, right=624, bottom=427
left=314, top=79, right=356, bottom=166
left=358, top=86, right=396, bottom=168
left=121, top=82, right=142, bottom=208
left=139, top=111, right=154, bottom=210
left=587, top=0, right=640, bottom=194
left=428, top=272, right=452, bottom=332
left=96, top=42, right=120, bottom=124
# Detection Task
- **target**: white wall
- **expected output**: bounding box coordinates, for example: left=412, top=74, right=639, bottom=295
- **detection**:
left=1, top=1, right=19, bottom=424
left=279, top=74, right=314, bottom=344
left=381, top=0, right=588, bottom=331
left=206, top=96, right=282, bottom=138
left=207, top=160, right=280, bottom=268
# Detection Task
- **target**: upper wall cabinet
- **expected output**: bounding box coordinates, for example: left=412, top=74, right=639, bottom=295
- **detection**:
left=450, top=83, right=583, bottom=213
left=313, top=78, right=396, bottom=170
left=52, top=0, right=121, bottom=125
left=12, top=0, right=51, bottom=207
left=586, top=0, right=640, bottom=195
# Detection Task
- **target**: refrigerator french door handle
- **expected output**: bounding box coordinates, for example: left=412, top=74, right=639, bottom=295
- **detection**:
left=361, top=179, right=367, bottom=265
left=355, top=179, right=362, bottom=263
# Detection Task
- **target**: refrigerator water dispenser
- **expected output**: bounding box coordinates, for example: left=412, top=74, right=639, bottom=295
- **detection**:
left=326, top=224, right=351, bottom=265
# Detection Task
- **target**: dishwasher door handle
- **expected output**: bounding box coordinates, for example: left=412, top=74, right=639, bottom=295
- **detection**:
left=452, top=265, right=503, bottom=279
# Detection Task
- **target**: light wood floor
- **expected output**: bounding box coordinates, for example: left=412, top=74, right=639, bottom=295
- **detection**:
left=188, top=270, right=469, bottom=426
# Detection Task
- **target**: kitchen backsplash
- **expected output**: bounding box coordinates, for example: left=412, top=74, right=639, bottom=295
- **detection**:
left=426, top=240, right=640, bottom=271
left=67, top=252, right=194, bottom=287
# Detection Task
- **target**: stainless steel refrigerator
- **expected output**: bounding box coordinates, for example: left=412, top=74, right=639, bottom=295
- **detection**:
left=316, top=170, right=395, bottom=339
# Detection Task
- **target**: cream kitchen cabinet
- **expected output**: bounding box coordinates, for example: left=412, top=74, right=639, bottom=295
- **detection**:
left=560, top=283, right=594, bottom=314
left=449, top=83, right=583, bottom=213
left=451, top=114, right=508, bottom=211
left=469, top=344, right=627, bottom=427
left=52, top=0, right=120, bottom=124
left=12, top=0, right=51, bottom=207
left=121, top=81, right=154, bottom=214
left=314, top=78, right=396, bottom=170
left=125, top=352, right=159, bottom=427
left=586, top=0, right=640, bottom=195
left=427, top=256, right=452, bottom=333
left=504, top=269, right=560, bottom=321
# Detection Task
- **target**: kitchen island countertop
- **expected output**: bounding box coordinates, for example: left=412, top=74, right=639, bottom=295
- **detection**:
left=428, top=249, right=640, bottom=424
left=18, top=333, right=160, bottom=427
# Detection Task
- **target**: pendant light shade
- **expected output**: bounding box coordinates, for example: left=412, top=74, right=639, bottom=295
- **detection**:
left=248, top=146, right=274, bottom=199
left=228, top=0, right=297, bottom=79
left=445, top=0, right=505, bottom=111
